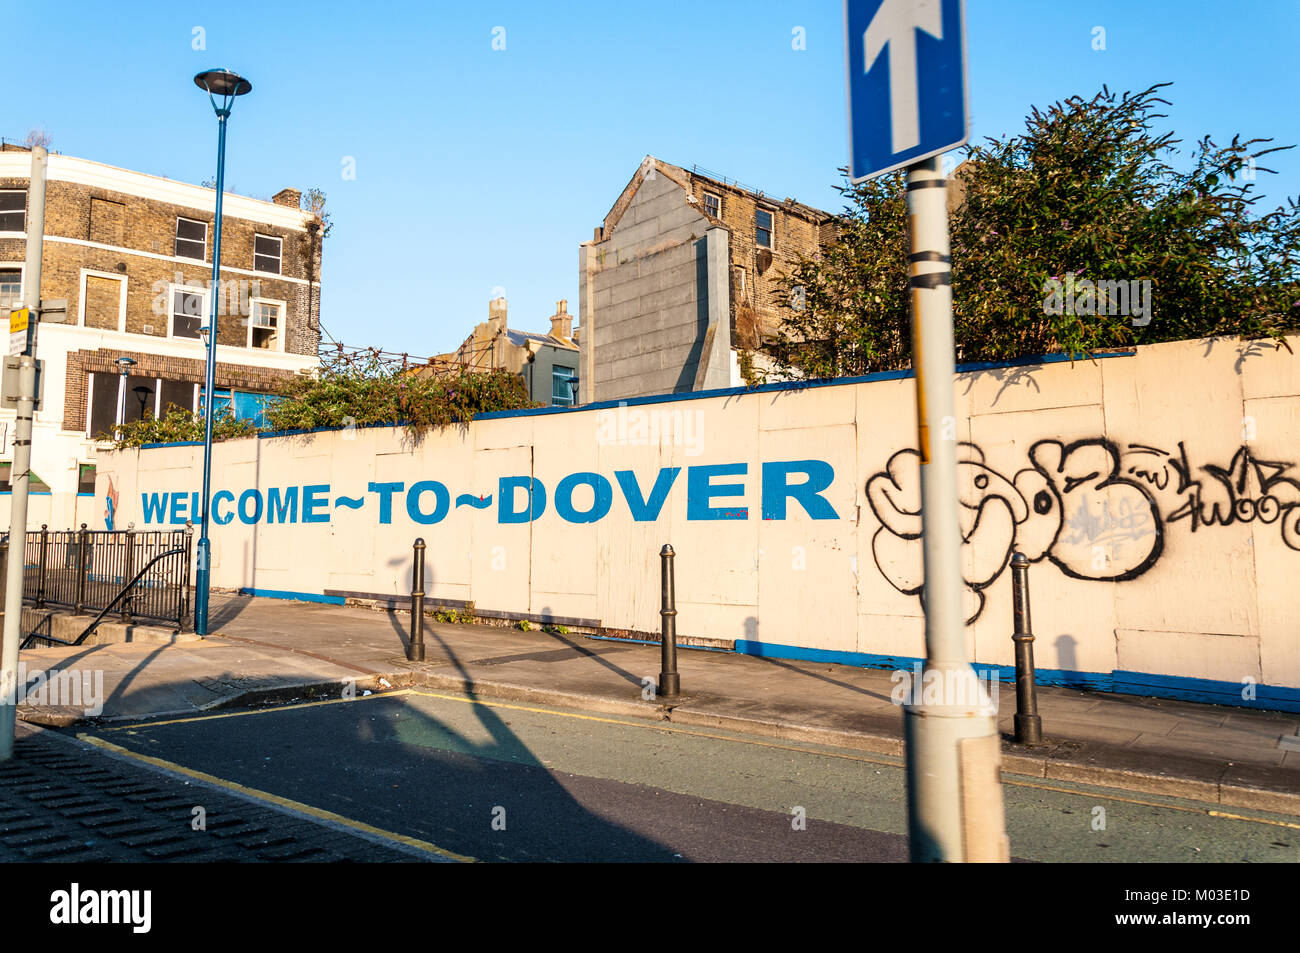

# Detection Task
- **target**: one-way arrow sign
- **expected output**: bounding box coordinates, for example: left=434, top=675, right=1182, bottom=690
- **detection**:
left=845, top=0, right=969, bottom=181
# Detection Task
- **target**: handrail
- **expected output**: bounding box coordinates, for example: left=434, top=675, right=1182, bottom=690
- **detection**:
left=20, top=547, right=188, bottom=650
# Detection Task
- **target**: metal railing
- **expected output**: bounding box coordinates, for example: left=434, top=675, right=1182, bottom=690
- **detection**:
left=19, top=522, right=193, bottom=630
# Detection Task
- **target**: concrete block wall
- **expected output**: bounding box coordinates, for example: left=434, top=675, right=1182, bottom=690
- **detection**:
left=582, top=172, right=726, bottom=401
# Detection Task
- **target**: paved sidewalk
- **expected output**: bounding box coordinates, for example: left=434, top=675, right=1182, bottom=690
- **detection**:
left=0, top=723, right=435, bottom=862
left=14, top=590, right=1300, bottom=815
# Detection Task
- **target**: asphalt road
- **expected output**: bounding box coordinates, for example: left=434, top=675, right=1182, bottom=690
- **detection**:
left=80, top=689, right=1300, bottom=863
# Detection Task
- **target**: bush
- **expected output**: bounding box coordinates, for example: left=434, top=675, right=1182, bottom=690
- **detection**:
left=263, top=355, right=539, bottom=434
left=771, top=83, right=1300, bottom=377
left=112, top=406, right=258, bottom=448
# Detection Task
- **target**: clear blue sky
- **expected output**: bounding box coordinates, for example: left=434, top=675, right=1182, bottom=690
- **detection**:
left=6, top=0, right=1298, bottom=356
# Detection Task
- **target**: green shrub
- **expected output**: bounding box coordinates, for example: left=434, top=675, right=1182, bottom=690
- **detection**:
left=772, top=83, right=1300, bottom=377
left=112, top=406, right=258, bottom=448
left=264, top=356, right=539, bottom=435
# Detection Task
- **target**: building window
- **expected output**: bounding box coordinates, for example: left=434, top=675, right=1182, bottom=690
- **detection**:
left=0, top=267, right=21, bottom=309
left=200, top=387, right=279, bottom=428
left=77, top=464, right=97, bottom=495
left=249, top=299, right=282, bottom=350
left=755, top=209, right=773, bottom=249
left=159, top=379, right=197, bottom=416
left=0, top=190, right=25, bottom=232
left=702, top=192, right=722, bottom=218
left=170, top=287, right=207, bottom=339
left=552, top=365, right=575, bottom=407
left=80, top=271, right=127, bottom=331
left=87, top=373, right=198, bottom=440
left=0, top=463, right=51, bottom=494
left=175, top=217, right=207, bottom=260
left=253, top=234, right=282, bottom=275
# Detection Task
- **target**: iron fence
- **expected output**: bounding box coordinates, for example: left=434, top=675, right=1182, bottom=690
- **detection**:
left=18, top=523, right=193, bottom=629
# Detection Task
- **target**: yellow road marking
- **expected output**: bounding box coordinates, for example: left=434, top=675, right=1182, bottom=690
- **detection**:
left=96, top=685, right=1300, bottom=834
left=101, top=688, right=412, bottom=732
left=77, top=733, right=474, bottom=863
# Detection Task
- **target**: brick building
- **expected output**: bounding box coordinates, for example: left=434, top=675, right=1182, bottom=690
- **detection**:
left=0, top=147, right=322, bottom=529
left=577, top=157, right=836, bottom=403
left=433, top=297, right=579, bottom=407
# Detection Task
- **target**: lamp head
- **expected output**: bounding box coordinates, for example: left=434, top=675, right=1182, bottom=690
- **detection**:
left=194, top=69, right=251, bottom=117
left=194, top=69, right=251, bottom=98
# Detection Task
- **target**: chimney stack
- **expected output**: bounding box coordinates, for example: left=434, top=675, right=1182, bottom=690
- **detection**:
left=488, top=296, right=508, bottom=333
left=550, top=300, right=571, bottom=340
left=273, top=187, right=302, bottom=208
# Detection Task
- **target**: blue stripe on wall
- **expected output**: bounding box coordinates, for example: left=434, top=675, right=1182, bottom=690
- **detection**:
left=732, top=640, right=1300, bottom=713
left=238, top=587, right=346, bottom=606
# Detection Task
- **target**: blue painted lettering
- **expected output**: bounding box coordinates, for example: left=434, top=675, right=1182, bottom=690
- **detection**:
left=556, top=472, right=613, bottom=523
left=499, top=476, right=546, bottom=523
left=238, top=489, right=263, bottom=525
left=406, top=481, right=449, bottom=525
left=761, top=460, right=838, bottom=520
left=303, top=484, right=330, bottom=523
left=268, top=486, right=298, bottom=524
left=615, top=468, right=680, bottom=522
left=687, top=464, right=748, bottom=520
left=212, top=490, right=235, bottom=525
left=369, top=482, right=404, bottom=524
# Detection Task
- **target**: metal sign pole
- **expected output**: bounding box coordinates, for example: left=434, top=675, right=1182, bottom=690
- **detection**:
left=901, top=156, right=1007, bottom=862
left=0, top=146, right=48, bottom=760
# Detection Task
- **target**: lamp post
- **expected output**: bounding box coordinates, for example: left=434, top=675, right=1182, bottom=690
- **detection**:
left=192, top=68, right=251, bottom=636
left=114, top=356, right=136, bottom=435
left=133, top=385, right=153, bottom=420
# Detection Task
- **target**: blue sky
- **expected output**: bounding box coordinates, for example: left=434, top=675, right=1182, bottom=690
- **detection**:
left=5, top=0, right=1298, bottom=356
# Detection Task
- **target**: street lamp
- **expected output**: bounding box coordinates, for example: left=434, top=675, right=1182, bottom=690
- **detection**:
left=132, top=385, right=153, bottom=419
left=193, top=68, right=251, bottom=636
left=114, top=356, right=136, bottom=434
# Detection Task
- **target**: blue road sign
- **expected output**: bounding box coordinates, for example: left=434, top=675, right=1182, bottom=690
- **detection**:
left=845, top=0, right=969, bottom=182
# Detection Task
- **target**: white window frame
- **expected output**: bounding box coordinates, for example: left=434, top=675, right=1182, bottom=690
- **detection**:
left=167, top=282, right=210, bottom=341
left=77, top=269, right=128, bottom=332
left=0, top=189, right=26, bottom=236
left=551, top=364, right=576, bottom=407
left=174, top=216, right=208, bottom=261
left=253, top=233, right=283, bottom=275
left=755, top=208, right=774, bottom=249
left=85, top=374, right=198, bottom=439
left=247, top=296, right=287, bottom=352
left=0, top=262, right=25, bottom=309
left=702, top=192, right=722, bottom=218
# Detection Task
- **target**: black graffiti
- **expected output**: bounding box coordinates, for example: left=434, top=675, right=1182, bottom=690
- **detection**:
left=1129, top=443, right=1300, bottom=551
left=867, top=439, right=1162, bottom=623
left=868, top=437, right=1300, bottom=622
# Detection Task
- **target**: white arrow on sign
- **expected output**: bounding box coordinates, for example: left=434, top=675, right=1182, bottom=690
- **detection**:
left=862, top=0, right=943, bottom=154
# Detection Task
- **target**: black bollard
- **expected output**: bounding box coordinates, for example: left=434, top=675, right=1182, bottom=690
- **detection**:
left=74, top=523, right=89, bottom=616
left=36, top=524, right=48, bottom=609
left=658, top=544, right=679, bottom=697
left=407, top=538, right=426, bottom=662
left=1010, top=552, right=1044, bottom=745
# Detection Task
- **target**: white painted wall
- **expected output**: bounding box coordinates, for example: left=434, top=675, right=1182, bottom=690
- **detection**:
left=95, top=335, right=1300, bottom=692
